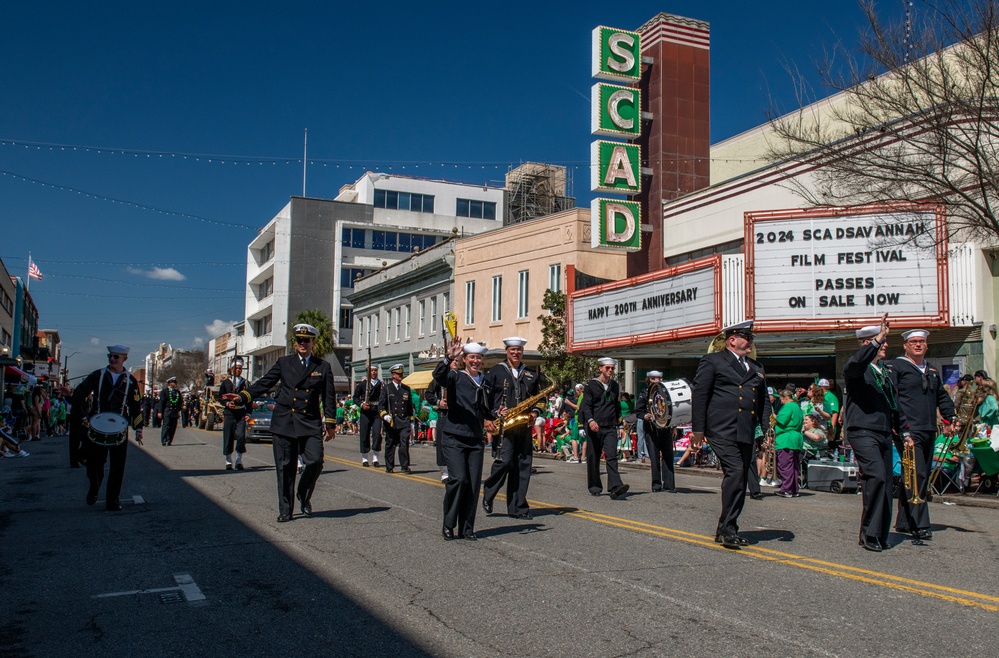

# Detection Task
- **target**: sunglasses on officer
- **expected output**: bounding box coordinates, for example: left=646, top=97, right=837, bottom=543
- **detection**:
left=294, top=336, right=314, bottom=344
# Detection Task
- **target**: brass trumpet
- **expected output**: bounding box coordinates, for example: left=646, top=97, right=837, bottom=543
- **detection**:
left=902, top=441, right=924, bottom=505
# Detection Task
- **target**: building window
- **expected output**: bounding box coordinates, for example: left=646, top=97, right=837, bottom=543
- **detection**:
left=404, top=305, right=411, bottom=339
left=339, top=308, right=353, bottom=331
left=517, top=270, right=529, bottom=319
left=374, top=189, right=435, bottom=213
left=443, top=291, right=450, bottom=312
left=456, top=198, right=497, bottom=220
left=340, top=268, right=368, bottom=288
left=464, top=282, right=475, bottom=326
left=257, top=277, right=273, bottom=300
left=364, top=316, right=371, bottom=348
left=384, top=310, right=391, bottom=343
left=491, top=276, right=502, bottom=323
left=259, top=240, right=274, bottom=264
left=253, top=314, right=272, bottom=337
left=342, top=227, right=365, bottom=249
left=418, top=299, right=426, bottom=336
left=373, top=315, right=380, bottom=346
left=430, top=297, right=439, bottom=334
left=371, top=230, right=440, bottom=253
left=548, top=263, right=562, bottom=293
left=393, top=308, right=401, bottom=342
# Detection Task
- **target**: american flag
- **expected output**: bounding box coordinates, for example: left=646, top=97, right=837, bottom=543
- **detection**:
left=28, top=258, right=43, bottom=280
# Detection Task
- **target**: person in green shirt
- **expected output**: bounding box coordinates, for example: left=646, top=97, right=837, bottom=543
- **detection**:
left=817, top=378, right=840, bottom=445
left=773, top=388, right=804, bottom=498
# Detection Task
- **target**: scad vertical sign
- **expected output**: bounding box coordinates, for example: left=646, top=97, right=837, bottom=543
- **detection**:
left=590, top=26, right=643, bottom=251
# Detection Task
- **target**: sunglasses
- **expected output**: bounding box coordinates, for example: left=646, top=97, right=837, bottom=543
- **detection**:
left=108, top=354, right=123, bottom=360
left=295, top=337, right=314, bottom=344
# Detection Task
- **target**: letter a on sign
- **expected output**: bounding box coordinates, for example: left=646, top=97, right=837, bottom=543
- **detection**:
left=591, top=198, right=641, bottom=251
left=591, top=141, right=641, bottom=194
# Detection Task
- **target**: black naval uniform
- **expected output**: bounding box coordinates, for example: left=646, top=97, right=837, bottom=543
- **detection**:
left=482, top=362, right=545, bottom=516
left=159, top=387, right=183, bottom=445
left=843, top=341, right=899, bottom=547
left=433, top=357, right=487, bottom=538
left=352, top=377, right=384, bottom=458
left=580, top=377, right=627, bottom=496
left=891, top=356, right=956, bottom=535
left=71, top=368, right=143, bottom=510
left=141, top=394, right=153, bottom=427
left=635, top=385, right=676, bottom=492
left=378, top=379, right=414, bottom=472
left=219, top=374, right=251, bottom=464
left=424, top=379, right=447, bottom=471
left=691, top=349, right=771, bottom=539
left=244, top=354, right=336, bottom=519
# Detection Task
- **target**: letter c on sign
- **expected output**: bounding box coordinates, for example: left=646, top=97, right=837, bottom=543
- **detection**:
left=604, top=203, right=636, bottom=243
left=608, top=89, right=634, bottom=131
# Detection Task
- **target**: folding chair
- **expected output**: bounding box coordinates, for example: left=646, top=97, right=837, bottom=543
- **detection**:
left=969, top=445, right=999, bottom=497
left=930, top=460, right=963, bottom=495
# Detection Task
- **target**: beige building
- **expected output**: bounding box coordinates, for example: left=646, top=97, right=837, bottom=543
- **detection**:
left=454, top=208, right=627, bottom=354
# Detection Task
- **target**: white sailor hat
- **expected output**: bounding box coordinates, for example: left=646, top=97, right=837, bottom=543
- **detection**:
left=166, top=376, right=177, bottom=383
left=293, top=323, right=319, bottom=338
left=856, top=326, right=881, bottom=340
left=462, top=342, right=488, bottom=355
left=816, top=378, right=830, bottom=387
left=902, top=329, right=929, bottom=341
left=230, top=356, right=244, bottom=369
left=107, top=344, right=130, bottom=355
left=647, top=370, right=663, bottom=378
left=503, top=337, right=527, bottom=348
left=389, top=363, right=405, bottom=374
left=723, top=320, right=755, bottom=338
left=598, top=357, right=617, bottom=367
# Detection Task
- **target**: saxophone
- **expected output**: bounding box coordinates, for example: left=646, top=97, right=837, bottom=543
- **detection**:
left=498, top=381, right=558, bottom=433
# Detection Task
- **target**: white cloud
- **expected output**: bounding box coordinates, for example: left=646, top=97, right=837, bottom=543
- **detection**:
left=90, top=337, right=100, bottom=346
left=127, top=266, right=187, bottom=281
left=204, top=319, right=237, bottom=338
left=192, top=337, right=205, bottom=347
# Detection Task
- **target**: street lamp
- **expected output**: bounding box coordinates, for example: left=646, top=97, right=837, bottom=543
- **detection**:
left=64, top=351, right=80, bottom=385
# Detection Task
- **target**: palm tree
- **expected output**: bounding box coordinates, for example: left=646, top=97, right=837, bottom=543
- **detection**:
left=289, top=309, right=336, bottom=359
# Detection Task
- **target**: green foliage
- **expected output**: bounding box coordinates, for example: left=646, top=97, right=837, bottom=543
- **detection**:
left=538, top=289, right=598, bottom=393
left=289, top=309, right=335, bottom=359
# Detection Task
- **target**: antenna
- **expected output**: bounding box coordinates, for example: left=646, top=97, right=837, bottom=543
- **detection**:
left=302, top=128, right=308, bottom=197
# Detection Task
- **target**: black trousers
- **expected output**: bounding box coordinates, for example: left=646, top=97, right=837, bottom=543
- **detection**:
left=272, top=432, right=324, bottom=517
left=709, top=438, right=753, bottom=536
left=383, top=422, right=411, bottom=471
left=358, top=411, right=383, bottom=454
left=85, top=439, right=128, bottom=503
left=747, top=458, right=762, bottom=495
left=160, top=411, right=179, bottom=445
left=585, top=427, right=624, bottom=494
left=482, top=427, right=533, bottom=515
left=645, top=424, right=675, bottom=491
left=69, top=423, right=86, bottom=467
left=441, top=432, right=484, bottom=535
left=850, top=429, right=895, bottom=543
left=222, top=412, right=247, bottom=457
left=895, top=429, right=934, bottom=532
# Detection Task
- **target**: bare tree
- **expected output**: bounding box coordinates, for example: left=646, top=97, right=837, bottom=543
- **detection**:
left=766, top=0, right=999, bottom=246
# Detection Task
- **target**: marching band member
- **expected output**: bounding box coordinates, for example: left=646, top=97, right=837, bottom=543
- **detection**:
left=158, top=377, right=183, bottom=446
left=690, top=321, right=770, bottom=549
left=70, top=344, right=143, bottom=512
left=352, top=365, right=384, bottom=467
left=242, top=323, right=337, bottom=522
left=580, top=357, right=630, bottom=499
left=635, top=370, right=677, bottom=493
left=218, top=356, right=251, bottom=471
left=378, top=364, right=415, bottom=474
left=891, top=329, right=956, bottom=539
left=482, top=337, right=546, bottom=519
left=433, top=338, right=489, bottom=540
left=844, top=314, right=904, bottom=552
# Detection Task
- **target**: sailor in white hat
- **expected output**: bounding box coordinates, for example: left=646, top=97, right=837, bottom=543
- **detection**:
left=482, top=336, right=547, bottom=518
left=219, top=355, right=251, bottom=471
left=580, top=357, right=630, bottom=499
left=843, top=312, right=900, bottom=552
left=635, top=370, right=677, bottom=492
left=378, top=363, right=415, bottom=473
left=70, top=343, right=143, bottom=510
left=158, top=376, right=183, bottom=446
left=690, top=319, right=770, bottom=549
left=890, top=327, right=956, bottom=540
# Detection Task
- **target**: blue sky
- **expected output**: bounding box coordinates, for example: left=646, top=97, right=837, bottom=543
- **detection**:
left=1, top=1, right=910, bottom=377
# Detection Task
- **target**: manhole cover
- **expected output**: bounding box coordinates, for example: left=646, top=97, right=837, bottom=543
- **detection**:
left=159, top=591, right=184, bottom=604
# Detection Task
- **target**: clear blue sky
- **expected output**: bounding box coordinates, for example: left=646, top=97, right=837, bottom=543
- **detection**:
left=1, top=1, right=911, bottom=377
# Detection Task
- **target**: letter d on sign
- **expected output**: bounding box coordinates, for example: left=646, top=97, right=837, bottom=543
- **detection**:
left=591, top=198, right=641, bottom=251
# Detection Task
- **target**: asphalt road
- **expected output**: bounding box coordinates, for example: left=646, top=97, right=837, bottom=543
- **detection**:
left=2, top=425, right=997, bottom=657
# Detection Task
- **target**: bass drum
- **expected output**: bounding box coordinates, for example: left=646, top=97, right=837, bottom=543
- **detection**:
left=648, top=379, right=693, bottom=429
left=88, top=412, right=130, bottom=446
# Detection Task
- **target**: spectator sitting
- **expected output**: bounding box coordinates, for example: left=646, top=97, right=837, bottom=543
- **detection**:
left=976, top=379, right=999, bottom=426
left=802, top=413, right=828, bottom=455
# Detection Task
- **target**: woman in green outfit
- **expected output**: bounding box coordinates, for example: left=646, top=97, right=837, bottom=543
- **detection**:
left=773, top=388, right=804, bottom=498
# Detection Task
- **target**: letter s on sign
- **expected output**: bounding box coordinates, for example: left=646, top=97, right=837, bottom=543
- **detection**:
left=607, top=33, right=636, bottom=73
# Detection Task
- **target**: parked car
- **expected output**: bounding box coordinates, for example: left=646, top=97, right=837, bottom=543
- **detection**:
left=247, top=398, right=276, bottom=442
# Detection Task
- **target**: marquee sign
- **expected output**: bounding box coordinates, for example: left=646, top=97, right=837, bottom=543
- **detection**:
left=590, top=26, right=643, bottom=253
left=569, top=256, right=722, bottom=351
left=746, top=204, right=949, bottom=330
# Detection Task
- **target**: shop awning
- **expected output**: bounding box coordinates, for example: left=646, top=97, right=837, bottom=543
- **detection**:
left=4, top=365, right=28, bottom=378
left=402, top=369, right=436, bottom=390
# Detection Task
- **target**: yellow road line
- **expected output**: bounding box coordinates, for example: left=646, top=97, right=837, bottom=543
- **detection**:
left=326, top=455, right=999, bottom=612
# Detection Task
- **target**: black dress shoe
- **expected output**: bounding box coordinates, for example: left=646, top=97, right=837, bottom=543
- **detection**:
left=385, top=468, right=395, bottom=474
left=609, top=484, right=630, bottom=499
left=442, top=526, right=455, bottom=540
left=665, top=489, right=678, bottom=493
left=482, top=499, right=493, bottom=514
left=106, top=499, right=122, bottom=512
left=514, top=512, right=533, bottom=520
left=86, top=490, right=98, bottom=506
left=297, top=495, right=312, bottom=517
left=225, top=464, right=233, bottom=470
left=277, top=514, right=292, bottom=522
left=462, top=532, right=477, bottom=541
left=652, top=486, right=663, bottom=492
left=915, top=529, right=933, bottom=540
left=859, top=535, right=882, bottom=552
left=401, top=468, right=413, bottom=474
left=715, top=534, right=743, bottom=549
left=235, top=463, right=244, bottom=471
left=749, top=492, right=765, bottom=500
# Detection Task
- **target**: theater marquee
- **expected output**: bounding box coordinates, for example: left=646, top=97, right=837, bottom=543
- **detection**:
left=746, top=204, right=949, bottom=331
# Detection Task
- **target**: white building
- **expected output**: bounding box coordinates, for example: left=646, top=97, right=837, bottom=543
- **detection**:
left=243, top=173, right=507, bottom=380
